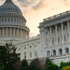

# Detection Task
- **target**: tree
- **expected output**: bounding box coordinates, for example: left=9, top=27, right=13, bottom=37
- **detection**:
left=59, top=61, right=70, bottom=70
left=29, top=58, right=42, bottom=70
left=0, top=59, right=5, bottom=70
left=44, top=58, right=51, bottom=67
left=21, top=59, right=29, bottom=70
left=44, top=58, right=59, bottom=70
left=0, top=43, right=20, bottom=70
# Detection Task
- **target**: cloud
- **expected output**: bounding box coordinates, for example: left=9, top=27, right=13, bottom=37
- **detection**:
left=17, top=0, right=48, bottom=13
left=63, top=0, right=70, bottom=7
left=29, top=32, right=36, bottom=37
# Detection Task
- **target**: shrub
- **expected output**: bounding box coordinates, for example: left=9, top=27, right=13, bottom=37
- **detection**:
left=62, top=66, right=70, bottom=70
left=21, top=59, right=29, bottom=70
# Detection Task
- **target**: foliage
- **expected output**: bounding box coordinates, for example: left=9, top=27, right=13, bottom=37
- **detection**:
left=59, top=61, right=70, bottom=70
left=13, top=61, right=22, bottom=70
left=22, top=66, right=29, bottom=70
left=44, top=58, right=59, bottom=70
left=62, top=66, right=70, bottom=70
left=0, top=59, right=5, bottom=70
left=44, top=58, right=51, bottom=67
left=21, top=59, right=29, bottom=70
left=29, top=58, right=42, bottom=70
left=0, top=43, right=20, bottom=70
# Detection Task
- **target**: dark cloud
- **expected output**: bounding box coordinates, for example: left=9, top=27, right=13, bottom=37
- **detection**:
left=33, top=0, right=43, bottom=10
left=17, top=0, right=47, bottom=11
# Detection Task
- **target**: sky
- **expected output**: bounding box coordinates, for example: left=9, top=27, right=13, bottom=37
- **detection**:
left=0, top=0, right=70, bottom=37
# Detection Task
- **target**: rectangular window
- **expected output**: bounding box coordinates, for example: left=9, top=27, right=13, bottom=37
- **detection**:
left=30, top=53, right=32, bottom=58
left=8, top=18, right=10, bottom=22
left=58, top=37, right=60, bottom=43
left=52, top=30, right=53, bottom=33
left=35, top=52, right=37, bottom=57
left=64, top=35, right=66, bottom=41
left=2, top=18, right=3, bottom=22
left=46, top=32, right=48, bottom=34
left=52, top=38, right=54, bottom=44
left=11, top=18, right=13, bottom=22
left=47, top=40, right=48, bottom=45
left=5, top=18, right=7, bottom=22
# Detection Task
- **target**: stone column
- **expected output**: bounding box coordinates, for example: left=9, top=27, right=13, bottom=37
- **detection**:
left=49, top=26, right=52, bottom=46
left=10, top=27, right=11, bottom=37
left=14, top=28, right=15, bottom=37
left=67, top=21, right=70, bottom=42
left=17, top=28, right=19, bottom=37
left=0, top=29, right=1, bottom=36
left=28, top=32, right=29, bottom=38
left=21, top=29, right=22, bottom=38
left=61, top=23, right=64, bottom=44
left=23, top=30, right=25, bottom=39
left=17, top=28, right=18, bottom=37
left=55, top=25, right=58, bottom=45
left=24, top=30, right=26, bottom=39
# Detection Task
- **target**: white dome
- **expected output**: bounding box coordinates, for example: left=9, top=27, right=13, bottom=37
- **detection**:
left=0, top=0, right=22, bottom=15
left=0, top=0, right=30, bottom=41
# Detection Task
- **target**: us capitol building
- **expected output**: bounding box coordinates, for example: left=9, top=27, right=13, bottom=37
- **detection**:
left=0, top=0, right=70, bottom=65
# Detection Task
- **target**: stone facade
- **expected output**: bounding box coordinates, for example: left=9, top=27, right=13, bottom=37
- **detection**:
left=0, top=0, right=70, bottom=66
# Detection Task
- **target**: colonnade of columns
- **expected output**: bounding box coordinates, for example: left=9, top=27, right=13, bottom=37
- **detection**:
left=49, top=21, right=70, bottom=46
left=0, top=27, right=29, bottom=39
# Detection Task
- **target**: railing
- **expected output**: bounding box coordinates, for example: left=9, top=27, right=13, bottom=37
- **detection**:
left=26, top=34, right=40, bottom=40
left=0, top=40, right=6, bottom=43
left=44, top=10, right=70, bottom=21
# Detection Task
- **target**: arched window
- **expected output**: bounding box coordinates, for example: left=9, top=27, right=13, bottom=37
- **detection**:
left=24, top=52, right=26, bottom=59
left=59, top=48, right=62, bottom=55
left=53, top=50, right=56, bottom=56
left=65, top=47, right=69, bottom=53
left=47, top=51, right=50, bottom=57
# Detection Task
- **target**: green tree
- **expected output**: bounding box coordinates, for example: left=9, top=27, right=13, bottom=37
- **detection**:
left=29, top=58, right=42, bottom=70
left=44, top=58, right=59, bottom=70
left=44, top=58, right=51, bottom=67
left=0, top=43, right=20, bottom=70
left=0, top=59, right=5, bottom=70
left=21, top=59, right=29, bottom=70
left=59, top=61, right=70, bottom=70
